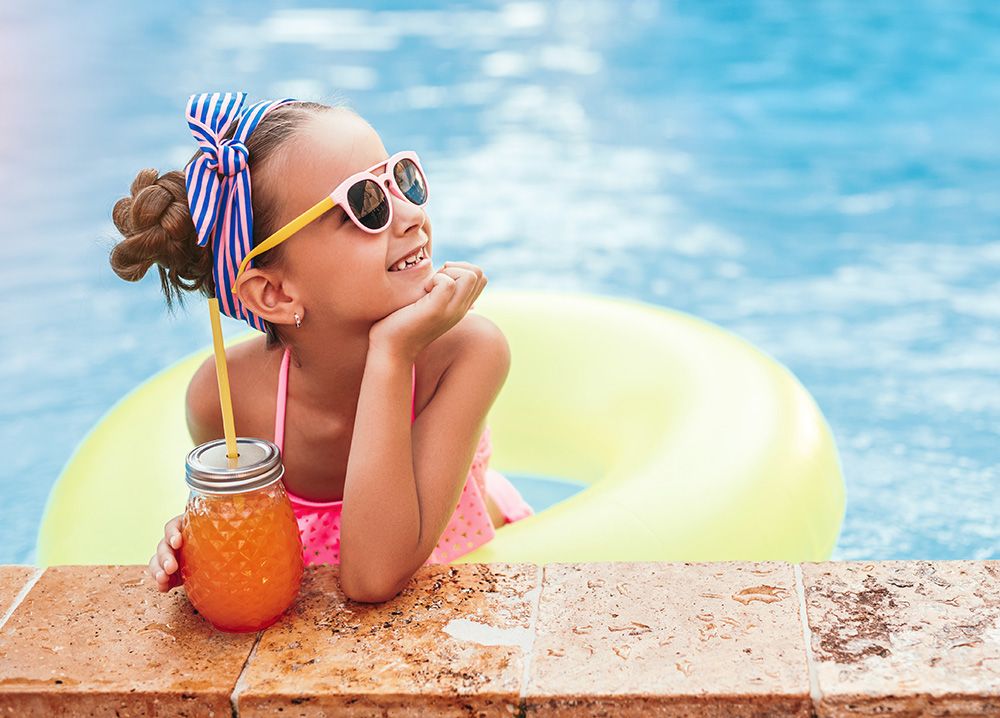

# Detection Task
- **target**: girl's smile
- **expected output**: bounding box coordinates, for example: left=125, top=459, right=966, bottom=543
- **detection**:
left=388, top=243, right=430, bottom=273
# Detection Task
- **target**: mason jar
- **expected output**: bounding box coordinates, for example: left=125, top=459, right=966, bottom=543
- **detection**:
left=178, top=437, right=303, bottom=632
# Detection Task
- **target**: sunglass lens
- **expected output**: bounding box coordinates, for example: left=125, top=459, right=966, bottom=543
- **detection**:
left=393, top=158, right=427, bottom=205
left=348, top=179, right=390, bottom=230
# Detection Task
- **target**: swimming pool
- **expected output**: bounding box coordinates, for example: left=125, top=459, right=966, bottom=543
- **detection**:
left=2, top=0, right=998, bottom=565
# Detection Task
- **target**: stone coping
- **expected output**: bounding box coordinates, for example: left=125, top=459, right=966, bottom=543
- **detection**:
left=1, top=561, right=998, bottom=716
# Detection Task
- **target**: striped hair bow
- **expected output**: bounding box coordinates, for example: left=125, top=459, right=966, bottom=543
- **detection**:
left=184, top=92, right=298, bottom=331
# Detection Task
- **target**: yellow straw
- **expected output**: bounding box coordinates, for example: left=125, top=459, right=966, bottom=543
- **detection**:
left=208, top=299, right=239, bottom=464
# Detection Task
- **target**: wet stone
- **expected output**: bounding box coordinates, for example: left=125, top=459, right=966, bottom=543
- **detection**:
left=802, top=561, right=1000, bottom=717
left=0, top=565, right=258, bottom=717
left=527, top=562, right=811, bottom=717
left=237, top=562, right=538, bottom=717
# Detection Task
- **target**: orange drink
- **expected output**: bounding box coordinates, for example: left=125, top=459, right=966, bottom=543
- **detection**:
left=179, top=438, right=303, bottom=632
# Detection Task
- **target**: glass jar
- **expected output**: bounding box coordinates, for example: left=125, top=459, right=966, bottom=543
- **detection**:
left=178, top=438, right=304, bottom=632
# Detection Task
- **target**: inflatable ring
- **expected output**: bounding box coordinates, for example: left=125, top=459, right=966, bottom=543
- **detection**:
left=37, top=292, right=844, bottom=567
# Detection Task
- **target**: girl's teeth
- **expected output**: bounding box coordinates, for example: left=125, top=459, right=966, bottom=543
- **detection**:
left=391, top=247, right=425, bottom=271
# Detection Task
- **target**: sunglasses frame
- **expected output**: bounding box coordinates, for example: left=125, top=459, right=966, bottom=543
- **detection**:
left=235, top=150, right=428, bottom=282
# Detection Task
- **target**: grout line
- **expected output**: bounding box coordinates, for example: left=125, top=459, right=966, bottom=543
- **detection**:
left=518, top=563, right=544, bottom=710
left=229, top=631, right=263, bottom=718
left=0, top=567, right=44, bottom=630
left=793, top=563, right=823, bottom=713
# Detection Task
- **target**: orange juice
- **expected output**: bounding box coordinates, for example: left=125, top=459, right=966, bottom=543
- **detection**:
left=179, top=438, right=303, bottom=632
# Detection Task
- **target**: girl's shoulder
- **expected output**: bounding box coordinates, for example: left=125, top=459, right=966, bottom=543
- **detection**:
left=415, top=311, right=511, bottom=411
left=430, top=310, right=509, bottom=369
left=186, top=335, right=280, bottom=444
left=187, top=335, right=276, bottom=393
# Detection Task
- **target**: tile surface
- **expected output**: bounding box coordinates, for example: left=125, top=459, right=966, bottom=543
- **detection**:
left=3, top=560, right=999, bottom=716
left=527, top=562, right=811, bottom=717
left=0, top=565, right=258, bottom=717
left=239, top=563, right=539, bottom=717
left=0, top=566, right=38, bottom=625
left=802, top=561, right=1000, bottom=717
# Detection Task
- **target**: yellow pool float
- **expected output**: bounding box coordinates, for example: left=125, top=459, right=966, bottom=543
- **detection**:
left=37, top=291, right=844, bottom=567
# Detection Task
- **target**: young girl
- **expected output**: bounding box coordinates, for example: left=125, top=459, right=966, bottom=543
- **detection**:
left=111, top=93, right=532, bottom=603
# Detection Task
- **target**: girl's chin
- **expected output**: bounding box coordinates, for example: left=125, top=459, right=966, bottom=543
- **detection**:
left=395, top=276, right=434, bottom=305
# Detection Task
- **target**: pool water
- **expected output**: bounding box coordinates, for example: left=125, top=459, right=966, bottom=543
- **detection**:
left=2, top=0, right=998, bottom=565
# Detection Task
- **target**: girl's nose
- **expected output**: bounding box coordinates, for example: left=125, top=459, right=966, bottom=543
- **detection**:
left=388, top=181, right=426, bottom=232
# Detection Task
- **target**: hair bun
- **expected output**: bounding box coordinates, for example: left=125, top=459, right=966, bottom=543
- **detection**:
left=110, top=169, right=213, bottom=305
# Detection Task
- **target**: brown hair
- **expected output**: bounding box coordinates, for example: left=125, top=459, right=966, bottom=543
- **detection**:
left=109, top=101, right=331, bottom=344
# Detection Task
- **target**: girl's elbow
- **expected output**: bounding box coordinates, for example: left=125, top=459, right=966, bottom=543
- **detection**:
left=341, top=581, right=402, bottom=604
left=339, top=565, right=411, bottom=604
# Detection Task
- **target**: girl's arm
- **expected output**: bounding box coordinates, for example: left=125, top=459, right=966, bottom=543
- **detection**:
left=338, top=267, right=508, bottom=602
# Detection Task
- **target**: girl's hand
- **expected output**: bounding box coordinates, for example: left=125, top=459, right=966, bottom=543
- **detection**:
left=370, top=261, right=487, bottom=361
left=148, top=514, right=184, bottom=592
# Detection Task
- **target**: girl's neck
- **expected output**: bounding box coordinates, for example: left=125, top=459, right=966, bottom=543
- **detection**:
left=281, top=324, right=373, bottom=410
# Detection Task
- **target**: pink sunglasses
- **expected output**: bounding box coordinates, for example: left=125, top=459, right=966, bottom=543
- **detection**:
left=237, top=151, right=428, bottom=280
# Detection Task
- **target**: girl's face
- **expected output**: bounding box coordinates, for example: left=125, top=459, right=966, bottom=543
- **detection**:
left=267, top=110, right=434, bottom=326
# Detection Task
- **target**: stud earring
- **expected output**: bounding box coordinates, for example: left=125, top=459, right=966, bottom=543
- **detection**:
left=294, top=313, right=302, bottom=329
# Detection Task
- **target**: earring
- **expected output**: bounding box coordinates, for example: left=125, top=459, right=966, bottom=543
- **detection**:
left=294, top=313, right=302, bottom=329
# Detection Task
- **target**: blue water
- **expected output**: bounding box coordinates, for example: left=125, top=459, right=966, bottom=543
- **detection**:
left=2, top=0, right=998, bottom=565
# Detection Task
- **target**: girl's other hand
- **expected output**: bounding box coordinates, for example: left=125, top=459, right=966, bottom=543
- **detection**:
left=371, top=261, right=487, bottom=360
left=148, top=514, right=184, bottom=592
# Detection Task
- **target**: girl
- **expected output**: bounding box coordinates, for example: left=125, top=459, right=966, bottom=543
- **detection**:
left=111, top=93, right=532, bottom=603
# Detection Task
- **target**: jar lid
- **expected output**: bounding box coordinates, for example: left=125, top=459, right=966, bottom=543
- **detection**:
left=185, top=438, right=283, bottom=494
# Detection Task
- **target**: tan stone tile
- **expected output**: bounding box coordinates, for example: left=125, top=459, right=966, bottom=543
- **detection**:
left=0, top=566, right=39, bottom=625
left=802, top=561, right=1000, bottom=717
left=527, top=562, right=811, bottom=717
left=238, top=563, right=538, bottom=717
left=0, top=565, right=258, bottom=716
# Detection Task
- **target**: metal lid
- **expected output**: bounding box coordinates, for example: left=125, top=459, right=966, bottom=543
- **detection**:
left=185, top=437, right=284, bottom=494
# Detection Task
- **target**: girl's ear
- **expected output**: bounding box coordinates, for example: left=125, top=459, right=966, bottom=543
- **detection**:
left=234, top=269, right=301, bottom=327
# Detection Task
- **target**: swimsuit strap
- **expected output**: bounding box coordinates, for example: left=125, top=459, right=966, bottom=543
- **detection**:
left=274, top=347, right=292, bottom=452
left=273, top=347, right=418, bottom=453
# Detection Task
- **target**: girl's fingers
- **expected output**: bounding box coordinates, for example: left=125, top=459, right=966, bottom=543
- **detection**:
left=147, top=513, right=185, bottom=591
left=437, top=263, right=486, bottom=304
left=148, top=554, right=161, bottom=579
left=149, top=550, right=176, bottom=592
left=165, top=515, right=184, bottom=550
left=440, top=262, right=483, bottom=283
left=426, top=271, right=458, bottom=301
left=154, top=541, right=178, bottom=575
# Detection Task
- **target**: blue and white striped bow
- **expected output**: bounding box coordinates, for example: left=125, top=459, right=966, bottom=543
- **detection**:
left=184, top=92, right=297, bottom=331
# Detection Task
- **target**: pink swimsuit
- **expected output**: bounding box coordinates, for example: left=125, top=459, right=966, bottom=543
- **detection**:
left=274, top=349, right=532, bottom=566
